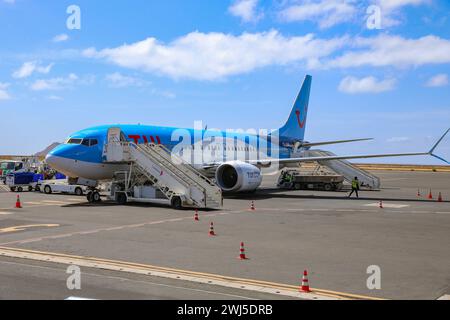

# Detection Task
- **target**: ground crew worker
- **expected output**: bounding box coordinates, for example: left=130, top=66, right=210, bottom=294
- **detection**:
left=348, top=176, right=359, bottom=198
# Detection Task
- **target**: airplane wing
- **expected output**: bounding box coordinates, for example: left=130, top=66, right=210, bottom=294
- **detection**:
left=251, top=128, right=450, bottom=166
left=299, top=138, right=373, bottom=148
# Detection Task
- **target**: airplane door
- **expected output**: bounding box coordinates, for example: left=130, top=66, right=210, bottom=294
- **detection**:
left=105, top=127, right=126, bottom=162
left=107, top=127, right=123, bottom=143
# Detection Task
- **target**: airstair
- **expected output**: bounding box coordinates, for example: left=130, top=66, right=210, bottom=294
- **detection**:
left=301, top=149, right=381, bottom=190
left=103, top=128, right=222, bottom=209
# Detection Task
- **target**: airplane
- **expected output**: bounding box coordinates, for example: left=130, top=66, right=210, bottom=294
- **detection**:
left=46, top=75, right=449, bottom=201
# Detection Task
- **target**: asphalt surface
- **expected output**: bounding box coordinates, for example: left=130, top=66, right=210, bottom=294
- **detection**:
left=0, top=170, right=449, bottom=300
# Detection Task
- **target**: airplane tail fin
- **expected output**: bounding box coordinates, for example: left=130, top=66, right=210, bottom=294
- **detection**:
left=278, top=75, right=312, bottom=142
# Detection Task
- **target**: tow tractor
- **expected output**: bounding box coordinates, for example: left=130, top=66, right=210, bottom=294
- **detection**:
left=39, top=179, right=87, bottom=196
left=277, top=169, right=344, bottom=191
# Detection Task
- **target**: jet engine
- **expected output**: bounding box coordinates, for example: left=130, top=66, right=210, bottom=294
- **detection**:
left=215, top=161, right=262, bottom=192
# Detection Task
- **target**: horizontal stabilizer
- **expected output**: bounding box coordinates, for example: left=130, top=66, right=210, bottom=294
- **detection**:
left=251, top=128, right=450, bottom=166
left=300, top=138, right=373, bottom=148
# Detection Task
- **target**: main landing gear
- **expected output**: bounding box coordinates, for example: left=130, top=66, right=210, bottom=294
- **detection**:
left=86, top=189, right=101, bottom=203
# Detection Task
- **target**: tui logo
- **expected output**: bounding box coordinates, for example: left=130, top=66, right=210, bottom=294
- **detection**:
left=295, top=109, right=307, bottom=129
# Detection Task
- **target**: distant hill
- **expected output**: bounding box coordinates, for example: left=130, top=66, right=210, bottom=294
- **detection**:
left=34, top=142, right=61, bottom=157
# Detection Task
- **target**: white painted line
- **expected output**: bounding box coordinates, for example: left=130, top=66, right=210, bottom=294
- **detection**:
left=0, top=211, right=13, bottom=215
left=65, top=296, right=96, bottom=300
left=364, top=203, right=409, bottom=209
left=437, top=294, right=450, bottom=300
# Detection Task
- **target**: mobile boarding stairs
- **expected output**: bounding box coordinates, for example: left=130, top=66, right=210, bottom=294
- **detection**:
left=103, top=129, right=222, bottom=209
left=301, top=149, right=381, bottom=190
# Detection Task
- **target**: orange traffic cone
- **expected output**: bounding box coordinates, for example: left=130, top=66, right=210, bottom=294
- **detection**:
left=438, top=192, right=443, bottom=202
left=238, top=242, right=248, bottom=260
left=250, top=201, right=255, bottom=211
left=194, top=210, right=199, bottom=221
left=15, top=195, right=22, bottom=208
left=379, top=200, right=383, bottom=209
left=209, top=222, right=216, bottom=236
left=428, top=189, right=433, bottom=199
left=300, top=270, right=311, bottom=293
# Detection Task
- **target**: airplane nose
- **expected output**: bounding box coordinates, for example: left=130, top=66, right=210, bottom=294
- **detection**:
left=45, top=153, right=57, bottom=167
left=45, top=145, right=67, bottom=173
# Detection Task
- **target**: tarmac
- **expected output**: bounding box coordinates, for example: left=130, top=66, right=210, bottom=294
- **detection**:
left=0, top=169, right=449, bottom=300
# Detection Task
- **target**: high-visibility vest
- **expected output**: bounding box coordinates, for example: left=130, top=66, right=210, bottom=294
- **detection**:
left=352, top=180, right=358, bottom=188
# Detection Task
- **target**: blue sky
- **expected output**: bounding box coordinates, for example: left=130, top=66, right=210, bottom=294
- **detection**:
left=0, top=0, right=449, bottom=164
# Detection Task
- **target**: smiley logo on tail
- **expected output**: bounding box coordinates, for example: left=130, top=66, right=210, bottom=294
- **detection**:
left=295, top=109, right=306, bottom=129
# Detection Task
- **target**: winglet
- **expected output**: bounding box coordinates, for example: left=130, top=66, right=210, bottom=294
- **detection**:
left=429, top=128, right=450, bottom=164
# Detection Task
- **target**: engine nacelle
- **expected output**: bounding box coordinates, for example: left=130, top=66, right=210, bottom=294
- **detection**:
left=215, top=161, right=262, bottom=192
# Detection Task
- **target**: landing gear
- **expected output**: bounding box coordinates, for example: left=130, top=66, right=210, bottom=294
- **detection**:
left=87, top=190, right=101, bottom=203
left=116, top=192, right=127, bottom=205
left=171, top=196, right=182, bottom=210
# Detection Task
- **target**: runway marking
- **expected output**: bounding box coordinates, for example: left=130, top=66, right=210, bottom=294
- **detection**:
left=0, top=211, right=13, bottom=215
left=66, top=198, right=85, bottom=202
left=364, top=203, right=410, bottom=209
left=0, top=210, right=245, bottom=246
left=0, top=246, right=385, bottom=300
left=65, top=296, right=96, bottom=300
left=0, top=201, right=73, bottom=211
left=41, top=200, right=71, bottom=204
left=0, top=224, right=60, bottom=234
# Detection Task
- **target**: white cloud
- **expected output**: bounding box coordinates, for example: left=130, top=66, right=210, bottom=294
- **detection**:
left=375, top=0, right=430, bottom=27
left=377, top=0, right=428, bottom=11
left=3, top=0, right=16, bottom=4
left=83, top=30, right=345, bottom=80
left=229, top=0, right=263, bottom=23
left=386, top=136, right=411, bottom=143
left=52, top=34, right=69, bottom=42
left=279, top=0, right=356, bottom=29
left=105, top=72, right=147, bottom=88
left=0, top=83, right=11, bottom=100
left=48, top=95, right=63, bottom=101
left=30, top=73, right=79, bottom=91
left=425, top=74, right=449, bottom=87
left=338, top=76, right=396, bottom=93
left=83, top=31, right=450, bottom=81
left=12, top=61, right=54, bottom=79
left=329, top=34, right=450, bottom=69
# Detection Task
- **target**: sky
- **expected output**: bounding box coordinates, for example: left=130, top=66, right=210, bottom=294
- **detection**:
left=0, top=0, right=449, bottom=164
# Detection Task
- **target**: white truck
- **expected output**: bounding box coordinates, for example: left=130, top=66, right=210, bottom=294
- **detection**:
left=39, top=179, right=87, bottom=196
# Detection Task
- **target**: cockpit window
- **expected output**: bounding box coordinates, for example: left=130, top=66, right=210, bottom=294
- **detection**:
left=81, top=138, right=99, bottom=147
left=67, top=138, right=82, bottom=144
left=66, top=138, right=98, bottom=147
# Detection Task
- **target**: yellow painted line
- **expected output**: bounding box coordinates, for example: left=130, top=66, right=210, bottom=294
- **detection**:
left=0, top=211, right=239, bottom=246
left=0, top=203, right=64, bottom=211
left=0, top=246, right=385, bottom=300
left=0, top=224, right=59, bottom=234
left=41, top=200, right=71, bottom=204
